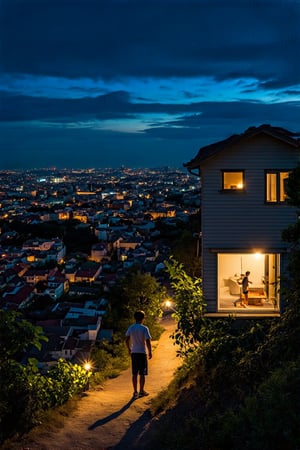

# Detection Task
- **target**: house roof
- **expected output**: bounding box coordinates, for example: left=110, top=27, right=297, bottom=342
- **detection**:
left=2, top=284, right=34, bottom=305
left=75, top=268, right=98, bottom=278
left=184, top=124, right=300, bottom=171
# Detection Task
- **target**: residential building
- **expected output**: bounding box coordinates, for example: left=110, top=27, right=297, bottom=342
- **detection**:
left=1, top=283, right=35, bottom=310
left=90, top=243, right=108, bottom=262
left=185, top=125, right=300, bottom=315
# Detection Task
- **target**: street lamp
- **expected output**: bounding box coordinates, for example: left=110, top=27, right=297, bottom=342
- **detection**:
left=164, top=299, right=177, bottom=312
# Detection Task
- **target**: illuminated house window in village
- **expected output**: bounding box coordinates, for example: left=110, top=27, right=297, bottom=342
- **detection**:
left=280, top=172, right=289, bottom=201
left=217, top=253, right=280, bottom=311
left=266, top=171, right=289, bottom=203
left=222, top=171, right=244, bottom=190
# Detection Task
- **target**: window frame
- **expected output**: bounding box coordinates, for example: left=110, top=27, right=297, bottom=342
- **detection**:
left=217, top=252, right=280, bottom=312
left=265, top=170, right=290, bottom=204
left=221, top=170, right=245, bottom=192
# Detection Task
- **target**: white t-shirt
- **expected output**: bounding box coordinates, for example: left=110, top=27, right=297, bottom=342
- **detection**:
left=125, top=322, right=151, bottom=353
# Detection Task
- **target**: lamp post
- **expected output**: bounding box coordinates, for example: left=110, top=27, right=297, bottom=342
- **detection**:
left=164, top=299, right=177, bottom=313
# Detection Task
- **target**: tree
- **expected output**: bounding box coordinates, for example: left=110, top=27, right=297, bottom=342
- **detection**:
left=0, top=309, right=47, bottom=363
left=109, top=268, right=165, bottom=338
left=172, top=229, right=202, bottom=277
left=282, top=164, right=300, bottom=300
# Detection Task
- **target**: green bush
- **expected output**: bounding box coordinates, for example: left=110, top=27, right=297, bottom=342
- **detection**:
left=0, top=357, right=89, bottom=444
left=206, top=361, right=300, bottom=450
left=140, top=309, right=300, bottom=450
left=90, top=336, right=130, bottom=387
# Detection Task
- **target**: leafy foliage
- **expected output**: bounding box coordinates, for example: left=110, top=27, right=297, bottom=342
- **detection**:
left=108, top=268, right=165, bottom=338
left=208, top=360, right=300, bottom=450
left=282, top=164, right=300, bottom=299
left=142, top=301, right=300, bottom=450
left=0, top=311, right=90, bottom=444
left=164, top=257, right=208, bottom=355
left=171, top=229, right=202, bottom=277
left=46, top=359, right=91, bottom=405
left=90, top=335, right=130, bottom=384
left=0, top=310, right=47, bottom=361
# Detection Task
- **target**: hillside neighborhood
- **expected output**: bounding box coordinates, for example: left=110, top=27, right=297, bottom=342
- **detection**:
left=0, top=166, right=200, bottom=370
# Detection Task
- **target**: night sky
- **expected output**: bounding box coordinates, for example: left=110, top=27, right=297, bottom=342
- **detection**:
left=1, top=0, right=300, bottom=170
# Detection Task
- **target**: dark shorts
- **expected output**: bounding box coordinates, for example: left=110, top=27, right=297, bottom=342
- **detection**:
left=131, top=353, right=148, bottom=376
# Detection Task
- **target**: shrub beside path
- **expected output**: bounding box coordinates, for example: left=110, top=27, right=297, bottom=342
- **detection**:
left=21, top=314, right=181, bottom=450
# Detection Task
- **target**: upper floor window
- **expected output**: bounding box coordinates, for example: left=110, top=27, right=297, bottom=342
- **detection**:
left=222, top=171, right=245, bottom=191
left=266, top=171, right=290, bottom=203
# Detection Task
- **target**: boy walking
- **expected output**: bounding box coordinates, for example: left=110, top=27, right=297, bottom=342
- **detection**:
left=125, top=310, right=152, bottom=399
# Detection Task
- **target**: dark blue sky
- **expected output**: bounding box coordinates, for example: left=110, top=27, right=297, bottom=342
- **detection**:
left=1, top=0, right=300, bottom=169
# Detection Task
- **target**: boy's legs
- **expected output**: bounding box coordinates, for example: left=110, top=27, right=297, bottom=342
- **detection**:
left=139, top=374, right=145, bottom=393
left=132, top=374, right=138, bottom=393
left=132, top=353, right=149, bottom=396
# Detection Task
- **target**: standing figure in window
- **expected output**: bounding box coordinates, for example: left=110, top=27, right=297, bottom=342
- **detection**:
left=242, top=271, right=252, bottom=306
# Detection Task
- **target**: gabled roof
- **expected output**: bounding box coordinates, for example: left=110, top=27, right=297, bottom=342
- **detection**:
left=2, top=284, right=34, bottom=306
left=184, top=124, right=300, bottom=171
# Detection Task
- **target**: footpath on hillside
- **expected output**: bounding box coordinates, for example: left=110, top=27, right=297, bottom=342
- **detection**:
left=18, top=314, right=182, bottom=450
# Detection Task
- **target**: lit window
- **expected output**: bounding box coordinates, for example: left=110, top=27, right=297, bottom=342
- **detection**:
left=280, top=172, right=289, bottom=202
left=222, top=171, right=244, bottom=190
left=266, top=171, right=289, bottom=203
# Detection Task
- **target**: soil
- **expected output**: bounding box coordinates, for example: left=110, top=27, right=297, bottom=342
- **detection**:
left=16, top=314, right=182, bottom=450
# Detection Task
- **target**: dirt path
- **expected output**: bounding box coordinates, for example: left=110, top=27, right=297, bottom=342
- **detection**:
left=21, top=314, right=181, bottom=450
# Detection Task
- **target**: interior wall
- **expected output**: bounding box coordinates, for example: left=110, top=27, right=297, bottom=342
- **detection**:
left=218, top=253, right=265, bottom=287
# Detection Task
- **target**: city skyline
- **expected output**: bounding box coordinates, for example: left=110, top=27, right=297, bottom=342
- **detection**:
left=1, top=0, right=300, bottom=170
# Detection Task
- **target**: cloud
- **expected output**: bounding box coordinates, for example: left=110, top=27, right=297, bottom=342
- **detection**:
left=1, top=90, right=299, bottom=128
left=1, top=0, right=299, bottom=88
left=0, top=91, right=135, bottom=122
left=144, top=101, right=300, bottom=139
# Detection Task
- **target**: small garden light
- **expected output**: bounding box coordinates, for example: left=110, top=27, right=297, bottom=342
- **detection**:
left=83, top=362, right=92, bottom=372
left=83, top=360, right=93, bottom=391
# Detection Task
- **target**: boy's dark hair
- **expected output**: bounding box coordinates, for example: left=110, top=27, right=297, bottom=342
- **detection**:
left=134, top=310, right=145, bottom=322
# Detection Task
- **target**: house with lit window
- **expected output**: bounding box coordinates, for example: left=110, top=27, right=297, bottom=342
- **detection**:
left=184, top=125, right=299, bottom=315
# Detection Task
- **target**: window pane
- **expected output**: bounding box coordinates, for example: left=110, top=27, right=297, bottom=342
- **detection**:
left=280, top=172, right=289, bottom=202
left=223, top=172, right=244, bottom=190
left=266, top=173, right=277, bottom=202
left=218, top=253, right=280, bottom=311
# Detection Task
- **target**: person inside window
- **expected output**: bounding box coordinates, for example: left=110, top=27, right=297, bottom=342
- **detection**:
left=241, top=271, right=252, bottom=307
